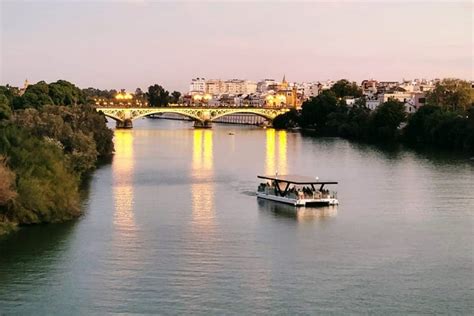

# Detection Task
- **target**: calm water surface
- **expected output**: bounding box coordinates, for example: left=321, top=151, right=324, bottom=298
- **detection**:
left=0, top=119, right=473, bottom=314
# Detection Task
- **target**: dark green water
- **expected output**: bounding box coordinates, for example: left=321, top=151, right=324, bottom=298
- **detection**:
left=0, top=119, right=473, bottom=314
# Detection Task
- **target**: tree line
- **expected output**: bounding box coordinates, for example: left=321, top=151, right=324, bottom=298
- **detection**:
left=83, top=85, right=181, bottom=107
left=0, top=80, right=114, bottom=235
left=273, top=78, right=474, bottom=154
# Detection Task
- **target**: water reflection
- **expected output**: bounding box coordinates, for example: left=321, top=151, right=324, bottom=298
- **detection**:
left=265, top=129, right=288, bottom=175
left=191, top=129, right=215, bottom=227
left=257, top=199, right=337, bottom=222
left=112, top=130, right=136, bottom=235
left=265, top=129, right=275, bottom=175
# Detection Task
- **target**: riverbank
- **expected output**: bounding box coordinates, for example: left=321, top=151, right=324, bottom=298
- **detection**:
left=274, top=103, right=474, bottom=155
left=0, top=81, right=114, bottom=236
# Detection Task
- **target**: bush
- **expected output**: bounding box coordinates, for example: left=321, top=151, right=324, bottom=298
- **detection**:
left=273, top=109, right=300, bottom=129
left=0, top=125, right=81, bottom=224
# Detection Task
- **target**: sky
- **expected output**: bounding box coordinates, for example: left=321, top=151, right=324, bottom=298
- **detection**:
left=1, top=0, right=472, bottom=92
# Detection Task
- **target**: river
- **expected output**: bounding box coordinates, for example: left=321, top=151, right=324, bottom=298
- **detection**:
left=0, top=119, right=473, bottom=314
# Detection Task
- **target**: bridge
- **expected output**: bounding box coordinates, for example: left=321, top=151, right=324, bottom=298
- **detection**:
left=96, top=105, right=290, bottom=128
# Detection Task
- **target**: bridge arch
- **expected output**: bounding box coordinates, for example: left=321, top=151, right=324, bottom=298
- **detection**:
left=98, top=110, right=124, bottom=123
left=211, top=110, right=275, bottom=122
left=131, top=109, right=204, bottom=123
left=210, top=109, right=286, bottom=122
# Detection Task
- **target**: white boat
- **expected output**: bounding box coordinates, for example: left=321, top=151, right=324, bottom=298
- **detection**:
left=257, top=174, right=339, bottom=206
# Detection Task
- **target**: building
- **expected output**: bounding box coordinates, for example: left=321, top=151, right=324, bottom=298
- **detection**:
left=205, top=79, right=223, bottom=95
left=257, top=79, right=277, bottom=93
left=224, top=79, right=246, bottom=94
left=264, top=75, right=301, bottom=108
left=245, top=81, right=257, bottom=94
left=189, top=78, right=206, bottom=94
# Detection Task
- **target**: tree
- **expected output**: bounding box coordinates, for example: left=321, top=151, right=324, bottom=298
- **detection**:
left=426, top=78, right=473, bottom=113
left=170, top=91, right=181, bottom=104
left=0, top=94, right=12, bottom=120
left=369, top=99, right=406, bottom=141
left=301, top=90, right=341, bottom=129
left=0, top=155, right=16, bottom=207
left=147, top=84, right=170, bottom=107
left=0, top=125, right=81, bottom=224
left=48, top=80, right=84, bottom=106
left=273, top=109, right=300, bottom=129
left=135, top=88, right=144, bottom=98
left=330, top=79, right=362, bottom=98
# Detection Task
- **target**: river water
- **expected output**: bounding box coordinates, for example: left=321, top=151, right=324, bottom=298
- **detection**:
left=0, top=119, right=473, bottom=314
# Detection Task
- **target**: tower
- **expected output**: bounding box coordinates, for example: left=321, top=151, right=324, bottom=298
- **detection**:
left=280, top=74, right=288, bottom=90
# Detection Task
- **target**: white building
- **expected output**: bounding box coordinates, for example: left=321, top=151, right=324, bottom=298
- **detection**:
left=205, top=79, right=224, bottom=95
left=245, top=81, right=257, bottom=94
left=300, top=82, right=319, bottom=99
left=257, top=79, right=277, bottom=93
left=189, top=78, right=206, bottom=93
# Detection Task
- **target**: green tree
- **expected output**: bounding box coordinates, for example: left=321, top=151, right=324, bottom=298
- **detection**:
left=0, top=94, right=12, bottom=120
left=0, top=125, right=81, bottom=224
left=273, top=109, right=300, bottom=129
left=0, top=155, right=17, bottom=208
left=48, top=80, right=84, bottom=106
left=170, top=91, right=181, bottom=104
left=301, top=90, right=341, bottom=129
left=369, top=99, right=406, bottom=141
left=426, top=78, right=473, bottom=113
left=13, top=105, right=114, bottom=176
left=330, top=79, right=363, bottom=98
left=147, top=84, right=170, bottom=107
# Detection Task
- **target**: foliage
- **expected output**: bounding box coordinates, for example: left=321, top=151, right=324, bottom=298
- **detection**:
left=13, top=105, right=114, bottom=175
left=368, top=99, right=406, bottom=141
left=0, top=155, right=17, bottom=207
left=0, top=80, right=115, bottom=234
left=48, top=80, right=84, bottom=105
left=82, top=87, right=117, bottom=102
left=300, top=89, right=354, bottom=134
left=170, top=91, right=182, bottom=104
left=147, top=84, right=170, bottom=107
left=12, top=80, right=85, bottom=109
left=426, top=78, right=473, bottom=114
left=0, top=94, right=12, bottom=121
left=273, top=109, right=300, bottom=129
left=330, top=79, right=363, bottom=98
left=338, top=106, right=371, bottom=139
left=300, top=92, right=406, bottom=142
left=0, top=125, right=81, bottom=224
left=404, top=105, right=474, bottom=153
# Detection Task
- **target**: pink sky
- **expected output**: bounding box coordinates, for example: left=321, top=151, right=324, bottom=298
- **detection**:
left=1, top=1, right=472, bottom=92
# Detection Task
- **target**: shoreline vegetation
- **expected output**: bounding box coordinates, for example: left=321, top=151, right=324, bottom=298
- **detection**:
left=273, top=78, right=474, bottom=155
left=0, top=80, right=114, bottom=236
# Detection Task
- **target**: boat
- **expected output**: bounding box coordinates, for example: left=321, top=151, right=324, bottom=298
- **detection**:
left=257, top=174, right=339, bottom=206
left=228, top=131, right=235, bottom=135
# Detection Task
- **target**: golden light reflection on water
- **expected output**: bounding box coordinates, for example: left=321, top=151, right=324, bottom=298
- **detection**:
left=191, top=129, right=215, bottom=228
left=112, top=130, right=136, bottom=232
left=278, top=130, right=287, bottom=175
left=265, top=129, right=288, bottom=175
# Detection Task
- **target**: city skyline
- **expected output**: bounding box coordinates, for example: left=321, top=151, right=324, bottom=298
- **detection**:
left=1, top=1, right=472, bottom=92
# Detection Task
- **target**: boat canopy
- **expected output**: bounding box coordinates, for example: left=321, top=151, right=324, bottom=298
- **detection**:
left=257, top=174, right=337, bottom=185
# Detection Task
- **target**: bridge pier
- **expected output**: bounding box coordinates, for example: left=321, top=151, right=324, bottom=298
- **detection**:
left=193, top=120, right=212, bottom=129
left=116, top=119, right=133, bottom=129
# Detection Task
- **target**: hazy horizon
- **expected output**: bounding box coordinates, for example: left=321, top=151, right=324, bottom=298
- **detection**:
left=1, top=0, right=472, bottom=92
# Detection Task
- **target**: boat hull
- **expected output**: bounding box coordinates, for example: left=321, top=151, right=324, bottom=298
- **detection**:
left=256, top=192, right=338, bottom=207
